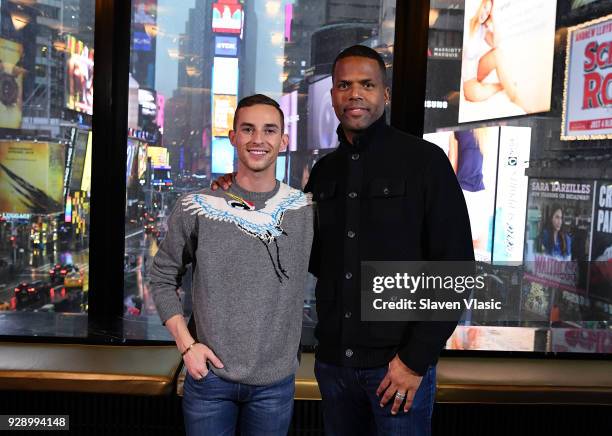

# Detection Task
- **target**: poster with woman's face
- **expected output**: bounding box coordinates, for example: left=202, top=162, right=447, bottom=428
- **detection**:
left=523, top=179, right=594, bottom=293
left=458, top=0, right=557, bottom=123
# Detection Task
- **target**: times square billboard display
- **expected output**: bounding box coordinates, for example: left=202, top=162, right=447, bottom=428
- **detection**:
left=561, top=14, right=612, bottom=140
left=212, top=2, right=243, bottom=35
left=0, top=141, right=65, bottom=214
left=0, top=38, right=24, bottom=129
left=522, top=179, right=612, bottom=325
left=215, top=36, right=238, bottom=56
left=65, top=35, right=94, bottom=115
left=212, top=57, right=239, bottom=95
left=458, top=0, right=556, bottom=124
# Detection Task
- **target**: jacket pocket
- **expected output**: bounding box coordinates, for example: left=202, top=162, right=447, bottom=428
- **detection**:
left=313, top=181, right=337, bottom=230
left=368, top=178, right=407, bottom=224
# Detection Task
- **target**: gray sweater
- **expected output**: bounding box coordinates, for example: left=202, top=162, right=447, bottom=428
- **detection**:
left=150, top=180, right=313, bottom=386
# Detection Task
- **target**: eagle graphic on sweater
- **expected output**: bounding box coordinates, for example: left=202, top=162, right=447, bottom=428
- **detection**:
left=181, top=184, right=310, bottom=282
left=182, top=184, right=310, bottom=244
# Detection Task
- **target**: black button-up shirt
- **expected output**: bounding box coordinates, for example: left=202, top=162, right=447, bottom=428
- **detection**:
left=305, top=115, right=474, bottom=375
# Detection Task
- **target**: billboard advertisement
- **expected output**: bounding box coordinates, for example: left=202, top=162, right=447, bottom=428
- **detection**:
left=447, top=326, right=538, bottom=351
left=133, top=0, right=156, bottom=24
left=137, top=142, right=148, bottom=179
left=0, top=141, right=65, bottom=214
left=561, top=15, right=612, bottom=140
left=0, top=38, right=23, bottom=129
left=424, top=127, right=500, bottom=261
left=280, top=91, right=298, bottom=152
left=212, top=2, right=243, bottom=34
left=126, top=139, right=138, bottom=185
left=212, top=57, right=239, bottom=95
left=551, top=328, right=612, bottom=353
left=156, top=93, right=165, bottom=132
left=138, top=88, right=157, bottom=129
left=133, top=31, right=152, bottom=52
left=212, top=137, right=234, bottom=174
left=66, top=35, right=94, bottom=115
left=492, top=126, right=532, bottom=262
left=523, top=179, right=594, bottom=295
left=307, top=76, right=339, bottom=150
left=589, top=180, right=612, bottom=306
left=215, top=36, right=238, bottom=56
left=212, top=94, right=237, bottom=137
left=147, top=146, right=170, bottom=169
left=80, top=132, right=92, bottom=193
left=69, top=130, right=90, bottom=191
left=458, top=0, right=556, bottom=123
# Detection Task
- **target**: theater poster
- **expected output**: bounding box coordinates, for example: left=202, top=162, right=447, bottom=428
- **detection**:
left=561, top=14, right=612, bottom=140
left=589, top=180, right=612, bottom=312
left=0, top=141, right=65, bottom=214
left=0, top=38, right=24, bottom=129
left=524, top=179, right=594, bottom=296
left=458, top=0, right=556, bottom=123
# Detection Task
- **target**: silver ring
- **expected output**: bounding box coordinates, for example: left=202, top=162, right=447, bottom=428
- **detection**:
left=395, top=392, right=406, bottom=400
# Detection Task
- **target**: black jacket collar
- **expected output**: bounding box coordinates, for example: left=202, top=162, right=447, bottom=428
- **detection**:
left=337, top=113, right=388, bottom=152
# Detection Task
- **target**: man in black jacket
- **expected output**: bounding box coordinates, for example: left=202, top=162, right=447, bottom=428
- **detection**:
left=303, top=45, right=473, bottom=435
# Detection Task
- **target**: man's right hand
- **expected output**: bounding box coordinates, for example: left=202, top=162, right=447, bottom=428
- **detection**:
left=183, top=343, right=224, bottom=380
left=210, top=173, right=234, bottom=191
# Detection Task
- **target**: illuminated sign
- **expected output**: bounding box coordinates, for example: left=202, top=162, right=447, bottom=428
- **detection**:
left=133, top=31, right=152, bottom=51
left=212, top=57, right=239, bottom=95
left=280, top=91, right=299, bottom=151
left=0, top=141, right=65, bottom=214
left=0, top=38, right=23, bottom=129
left=212, top=95, right=237, bottom=137
left=458, top=0, right=556, bottom=123
left=147, top=146, right=170, bottom=169
left=215, top=36, right=238, bottom=56
left=156, top=93, right=165, bottom=131
left=80, top=132, right=92, bottom=192
left=561, top=14, right=612, bottom=140
left=212, top=137, right=235, bottom=174
left=65, top=35, right=94, bottom=115
left=212, top=3, right=243, bottom=34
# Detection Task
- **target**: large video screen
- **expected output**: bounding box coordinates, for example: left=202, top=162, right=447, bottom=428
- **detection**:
left=458, top=0, right=556, bottom=123
left=65, top=35, right=94, bottom=115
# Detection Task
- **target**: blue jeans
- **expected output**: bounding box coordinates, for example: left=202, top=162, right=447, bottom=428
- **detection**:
left=314, top=360, right=436, bottom=436
left=182, top=370, right=295, bottom=436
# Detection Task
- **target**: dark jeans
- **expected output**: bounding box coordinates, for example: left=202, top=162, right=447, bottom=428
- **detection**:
left=182, top=370, right=295, bottom=436
left=314, top=360, right=436, bottom=436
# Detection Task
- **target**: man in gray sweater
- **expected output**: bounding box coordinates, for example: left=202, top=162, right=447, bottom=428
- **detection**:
left=150, top=94, right=313, bottom=435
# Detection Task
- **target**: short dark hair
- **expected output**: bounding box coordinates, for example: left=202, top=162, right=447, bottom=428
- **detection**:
left=331, top=45, right=387, bottom=84
left=233, top=94, right=284, bottom=132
